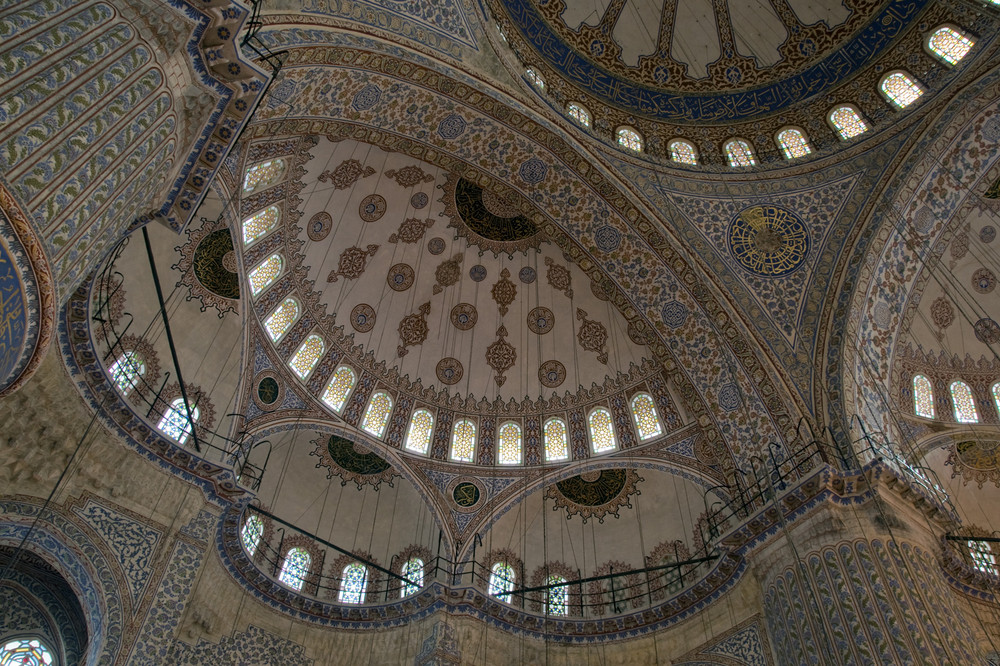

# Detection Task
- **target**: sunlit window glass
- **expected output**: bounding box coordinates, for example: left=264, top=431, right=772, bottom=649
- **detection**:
left=158, top=398, right=199, bottom=445
left=362, top=391, right=394, bottom=437
left=913, top=374, right=935, bottom=418
left=588, top=408, right=617, bottom=453
left=669, top=140, right=698, bottom=165
left=401, top=558, right=424, bottom=597
left=289, top=335, right=324, bottom=380
left=968, top=540, right=998, bottom=576
left=405, top=408, right=434, bottom=455
left=567, top=103, right=591, bottom=128
left=278, top=547, right=311, bottom=590
left=830, top=106, right=869, bottom=140
left=322, top=366, right=356, bottom=412
left=617, top=127, right=643, bottom=152
left=109, top=351, right=145, bottom=395
left=488, top=561, right=516, bottom=603
left=545, top=574, right=568, bottom=615
left=525, top=68, right=546, bottom=91
left=0, top=639, right=55, bottom=666
left=241, top=514, right=263, bottom=555
left=243, top=159, right=285, bottom=194
left=544, top=418, right=569, bottom=462
left=339, top=562, right=368, bottom=604
left=724, top=140, right=756, bottom=167
left=264, top=298, right=299, bottom=342
left=950, top=380, right=979, bottom=423
left=242, top=205, right=280, bottom=245
left=928, top=26, right=974, bottom=65
left=881, top=72, right=923, bottom=109
left=777, top=128, right=812, bottom=159
left=450, top=419, right=477, bottom=462
left=248, top=254, right=282, bottom=296
left=631, top=393, right=663, bottom=440
left=497, top=422, right=522, bottom=465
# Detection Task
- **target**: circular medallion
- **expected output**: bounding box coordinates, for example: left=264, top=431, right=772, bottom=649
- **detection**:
left=518, top=267, right=536, bottom=284
left=359, top=194, right=387, bottom=222
left=469, top=265, right=487, bottom=282
left=410, top=192, right=429, bottom=209
left=251, top=370, right=284, bottom=410
left=626, top=321, right=651, bottom=345
left=436, top=357, right=464, bottom=385
left=450, top=303, right=478, bottom=331
left=451, top=480, right=482, bottom=509
left=527, top=307, right=555, bottom=335
left=427, top=237, right=446, bottom=255
left=972, top=268, right=996, bottom=294
left=981, top=226, right=996, bottom=243
left=974, top=318, right=1000, bottom=344
left=591, top=279, right=611, bottom=301
left=192, top=229, right=240, bottom=300
left=351, top=304, right=376, bottom=332
left=387, top=263, right=415, bottom=291
left=257, top=377, right=280, bottom=405
left=727, top=205, right=809, bottom=276
left=307, top=211, right=333, bottom=241
left=221, top=250, right=238, bottom=273
left=538, top=360, right=566, bottom=388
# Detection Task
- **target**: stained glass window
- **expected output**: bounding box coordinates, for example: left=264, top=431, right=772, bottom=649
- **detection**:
left=950, top=380, right=979, bottom=423
left=968, top=540, right=998, bottom=576
left=829, top=106, right=868, bottom=140
left=525, top=68, right=545, bottom=91
left=912, top=375, right=935, bottom=418
left=0, top=639, right=54, bottom=666
left=362, top=391, right=394, bottom=437
left=109, top=351, right=145, bottom=395
left=724, top=139, right=756, bottom=167
left=631, top=393, right=663, bottom=440
left=339, top=562, right=368, bottom=604
left=777, top=128, right=812, bottom=159
left=488, top=561, right=515, bottom=603
left=568, top=102, right=591, bottom=128
left=264, top=298, right=299, bottom=342
left=158, top=398, right=199, bottom=445
left=405, top=408, right=434, bottom=455
left=242, top=205, right=280, bottom=245
left=289, top=334, right=324, bottom=380
left=992, top=383, right=1000, bottom=419
left=401, top=557, right=424, bottom=597
left=279, top=547, right=311, bottom=590
left=545, top=574, right=568, bottom=615
left=322, top=366, right=356, bottom=413
left=496, top=22, right=507, bottom=42
left=617, top=127, right=643, bottom=152
left=588, top=408, right=617, bottom=453
left=243, top=159, right=285, bottom=194
left=669, top=140, right=697, bottom=165
left=248, top=254, right=282, bottom=297
left=928, top=26, right=974, bottom=65
left=497, top=422, right=522, bottom=465
left=450, top=419, right=477, bottom=462
left=241, top=514, right=263, bottom=556
left=544, top=418, right=569, bottom=462
left=881, top=72, right=923, bottom=109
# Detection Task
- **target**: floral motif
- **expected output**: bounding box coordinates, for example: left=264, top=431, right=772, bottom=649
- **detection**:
left=306, top=211, right=332, bottom=241
left=545, top=256, right=573, bottom=298
left=433, top=254, right=463, bottom=294
left=387, top=263, right=415, bottom=291
left=527, top=307, right=554, bottom=335
left=576, top=309, right=609, bottom=364
left=491, top=267, right=517, bottom=316
left=930, top=296, right=954, bottom=331
left=410, top=192, right=429, bottom=209
left=351, top=304, right=376, bottom=333
left=436, top=357, right=464, bottom=385
left=538, top=360, right=566, bottom=388
left=545, top=468, right=643, bottom=523
left=469, top=265, right=487, bottom=282
left=310, top=434, right=399, bottom=490
left=950, top=231, right=969, bottom=265
left=359, top=194, right=387, bottom=222
left=397, top=302, right=431, bottom=357
left=972, top=268, right=996, bottom=294
left=486, top=325, right=516, bottom=387
left=427, top=237, right=445, bottom=255
left=389, top=217, right=434, bottom=244
left=450, top=303, right=478, bottom=331
left=519, top=267, right=536, bottom=283
left=385, top=165, right=434, bottom=188
left=945, top=440, right=1000, bottom=488
left=975, top=318, right=1000, bottom=344
left=319, top=159, right=376, bottom=190
left=327, top=244, right=379, bottom=282
left=173, top=219, right=240, bottom=317
left=981, top=226, right=996, bottom=243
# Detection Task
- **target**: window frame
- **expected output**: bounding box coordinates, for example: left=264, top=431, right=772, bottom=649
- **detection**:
left=543, top=417, right=570, bottom=462
left=949, top=379, right=980, bottom=423
left=288, top=333, right=325, bottom=381
left=775, top=126, right=812, bottom=160
left=449, top=418, right=478, bottom=463
left=338, top=562, right=370, bottom=604
left=587, top=406, right=618, bottom=454
left=158, top=397, right=200, bottom=445
left=879, top=70, right=924, bottom=109
left=241, top=204, right=280, bottom=247
left=567, top=102, right=592, bottom=128
left=827, top=104, right=869, bottom=141
left=497, top=421, right=523, bottom=465
left=488, top=561, right=516, bottom=603
left=247, top=253, right=284, bottom=297
left=667, top=138, right=698, bottom=165
left=525, top=67, right=546, bottom=92
left=108, top=350, right=145, bottom=396
left=321, top=365, right=357, bottom=413
left=242, top=158, right=286, bottom=195
left=924, top=24, right=975, bottom=66
left=616, top=126, right=644, bottom=153
left=630, top=392, right=664, bottom=441
left=278, top=547, right=311, bottom=591
left=723, top=138, right=756, bottom=167
left=404, top=407, right=435, bottom=455
left=263, top=297, right=300, bottom=343
left=913, top=374, right=935, bottom=419
left=361, top=390, right=395, bottom=438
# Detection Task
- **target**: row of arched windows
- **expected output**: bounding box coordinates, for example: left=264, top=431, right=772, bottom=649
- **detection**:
left=108, top=352, right=201, bottom=445
left=911, top=374, right=993, bottom=423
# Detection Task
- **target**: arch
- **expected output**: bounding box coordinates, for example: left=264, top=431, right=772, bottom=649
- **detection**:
left=322, top=366, right=357, bottom=413
left=278, top=547, right=311, bottom=591
left=362, top=391, right=394, bottom=437
left=950, top=380, right=979, bottom=423
left=545, top=574, right=569, bottom=615
left=724, top=139, right=756, bottom=167
left=992, top=382, right=1000, bottom=419
left=241, top=514, right=263, bottom=558
left=668, top=139, right=697, bottom=165
left=543, top=418, right=569, bottom=462
left=630, top=393, right=663, bottom=441
left=913, top=375, right=935, bottom=418
left=242, top=158, right=286, bottom=194
left=588, top=407, right=617, bottom=453
left=263, top=298, right=299, bottom=342
left=616, top=127, right=643, bottom=152
left=968, top=539, right=998, bottom=576
left=400, top=558, right=424, bottom=597
left=242, top=205, right=280, bottom=245
left=828, top=105, right=869, bottom=140
left=108, top=351, right=145, bottom=396
left=450, top=419, right=477, bottom=462
left=525, top=68, right=545, bottom=91
left=926, top=25, right=974, bottom=66
left=158, top=398, right=199, bottom=445
left=488, top=562, right=516, bottom=603
left=0, top=638, right=55, bottom=666
left=497, top=421, right=522, bottom=465
left=567, top=102, right=591, bottom=127
left=338, top=563, right=369, bottom=604
left=288, top=334, right=324, bottom=380
left=248, top=254, right=283, bottom=296
left=776, top=127, right=812, bottom=160
left=880, top=71, right=923, bottom=109
left=404, top=408, right=434, bottom=455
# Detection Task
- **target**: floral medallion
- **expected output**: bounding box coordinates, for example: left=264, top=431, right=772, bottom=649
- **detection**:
left=385, top=165, right=435, bottom=188
left=972, top=268, right=996, bottom=294
left=491, top=267, right=517, bottom=316
left=545, top=468, right=643, bottom=523
left=387, top=263, right=415, bottom=291
left=173, top=219, right=240, bottom=317
left=486, top=325, right=516, bottom=387
left=545, top=256, right=573, bottom=298
left=319, top=158, right=376, bottom=190
left=436, top=357, right=464, bottom=385
left=351, top=304, right=376, bottom=333
left=440, top=173, right=542, bottom=255
left=527, top=306, right=554, bottom=335
left=945, top=440, right=1000, bottom=488
left=538, top=360, right=566, bottom=388
left=397, top=302, right=431, bottom=357
left=974, top=318, right=1000, bottom=344
left=427, top=237, right=446, bottom=255
left=359, top=194, right=387, bottom=222
left=311, top=433, right=398, bottom=490
left=327, top=244, right=379, bottom=282
left=389, top=217, right=434, bottom=244
left=576, top=308, right=609, bottom=364
left=450, top=303, right=478, bottom=331
left=930, top=296, right=954, bottom=330
left=306, top=211, right=333, bottom=241
left=433, top=253, right=463, bottom=294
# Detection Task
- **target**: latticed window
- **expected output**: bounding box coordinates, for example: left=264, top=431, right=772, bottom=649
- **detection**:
left=362, top=391, right=394, bottom=437
left=880, top=72, right=923, bottom=109
left=724, top=139, right=756, bottom=167
left=829, top=106, right=868, bottom=140
left=400, top=557, right=424, bottom=597
left=992, top=383, right=1000, bottom=419
left=248, top=254, right=282, bottom=296
left=617, top=127, right=643, bottom=152
left=631, top=393, right=663, bottom=440
left=0, top=639, right=55, bottom=666
left=777, top=128, right=812, bottom=159
left=278, top=547, right=310, bottom=590
left=950, top=380, right=979, bottom=423
left=242, top=205, right=279, bottom=245
left=567, top=102, right=591, bottom=128
left=109, top=351, right=145, bottom=396
left=669, top=139, right=698, bottom=165
left=289, top=335, right=324, bottom=380
left=545, top=574, right=568, bottom=615
left=588, top=408, right=616, bottom=453
left=488, top=561, right=515, bottom=603
left=339, top=562, right=368, bottom=604
left=243, top=159, right=285, bottom=194
left=913, top=374, right=935, bottom=418
left=158, top=398, right=199, bottom=445
left=264, top=298, right=299, bottom=342
left=450, top=419, right=477, bottom=462
left=525, top=68, right=545, bottom=91
left=497, top=422, right=522, bottom=465
left=968, top=540, right=998, bottom=576
left=322, top=366, right=356, bottom=412
left=927, top=26, right=974, bottom=65
left=405, top=408, right=434, bottom=454
left=241, top=514, right=263, bottom=556
left=544, top=418, right=569, bottom=462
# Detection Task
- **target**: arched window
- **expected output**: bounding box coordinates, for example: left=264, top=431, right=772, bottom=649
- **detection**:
left=322, top=366, right=356, bottom=413
left=109, top=350, right=145, bottom=395
left=362, top=391, right=393, bottom=437
left=338, top=562, right=369, bottom=604
left=405, top=408, right=434, bottom=455
left=488, top=561, right=516, bottom=603
left=567, top=102, right=591, bottom=128
left=545, top=574, right=569, bottom=615
left=158, top=398, right=199, bottom=445
left=950, top=380, right=979, bottom=423
left=617, top=127, right=643, bottom=153
left=241, top=514, right=263, bottom=556
left=829, top=105, right=869, bottom=140
left=927, top=26, right=974, bottom=66
left=0, top=638, right=55, bottom=666
left=544, top=418, right=569, bottom=462
left=400, top=557, right=424, bottom=597
left=450, top=419, right=477, bottom=462
left=668, top=139, right=698, bottom=165
left=497, top=422, right=522, bottom=465
left=880, top=71, right=923, bottom=109
left=631, top=393, right=663, bottom=440
left=248, top=253, right=282, bottom=296
left=968, top=540, right=998, bottom=576
left=525, top=68, right=546, bottom=91
left=242, top=205, right=279, bottom=245
left=913, top=374, right=935, bottom=418
left=992, top=382, right=1000, bottom=418
left=724, top=139, right=756, bottom=167
left=289, top=334, right=324, bottom=380
left=278, top=547, right=311, bottom=590
left=264, top=298, right=299, bottom=342
left=588, top=407, right=617, bottom=453
left=776, top=128, right=812, bottom=159
left=243, top=158, right=285, bottom=194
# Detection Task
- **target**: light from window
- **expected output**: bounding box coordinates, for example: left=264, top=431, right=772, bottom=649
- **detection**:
left=241, top=514, right=263, bottom=556
left=567, top=102, right=591, bottom=128
left=881, top=72, right=923, bottom=109
left=993, top=383, right=1000, bottom=419
left=951, top=380, right=979, bottom=423
left=968, top=540, right=998, bottom=576
left=668, top=139, right=698, bottom=165
left=405, top=408, right=434, bottom=454
left=362, top=391, right=394, bottom=437
left=545, top=574, right=568, bottom=615
left=401, top=557, right=424, bottom=597
left=829, top=106, right=868, bottom=140
left=322, top=366, right=356, bottom=413
left=158, top=398, right=199, bottom=445
left=279, top=547, right=311, bottom=590
left=525, top=68, right=546, bottom=92
left=724, top=139, right=756, bottom=167
left=497, top=422, right=522, bottom=465
left=243, top=159, right=285, bottom=194
left=496, top=22, right=507, bottom=42
left=339, top=562, right=368, bottom=603
left=589, top=408, right=617, bottom=453
left=631, top=393, right=663, bottom=440
left=544, top=418, right=569, bottom=462
left=109, top=351, right=145, bottom=396
left=264, top=298, right=299, bottom=342
left=777, top=128, right=812, bottom=160
left=289, top=334, right=324, bottom=380
left=242, top=205, right=280, bottom=245
left=617, top=127, right=643, bottom=153
left=450, top=419, right=477, bottom=462
left=913, top=374, right=935, bottom=418
left=248, top=254, right=282, bottom=296
left=928, top=26, right=974, bottom=65
left=488, top=561, right=515, bottom=603
left=0, top=639, right=54, bottom=666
